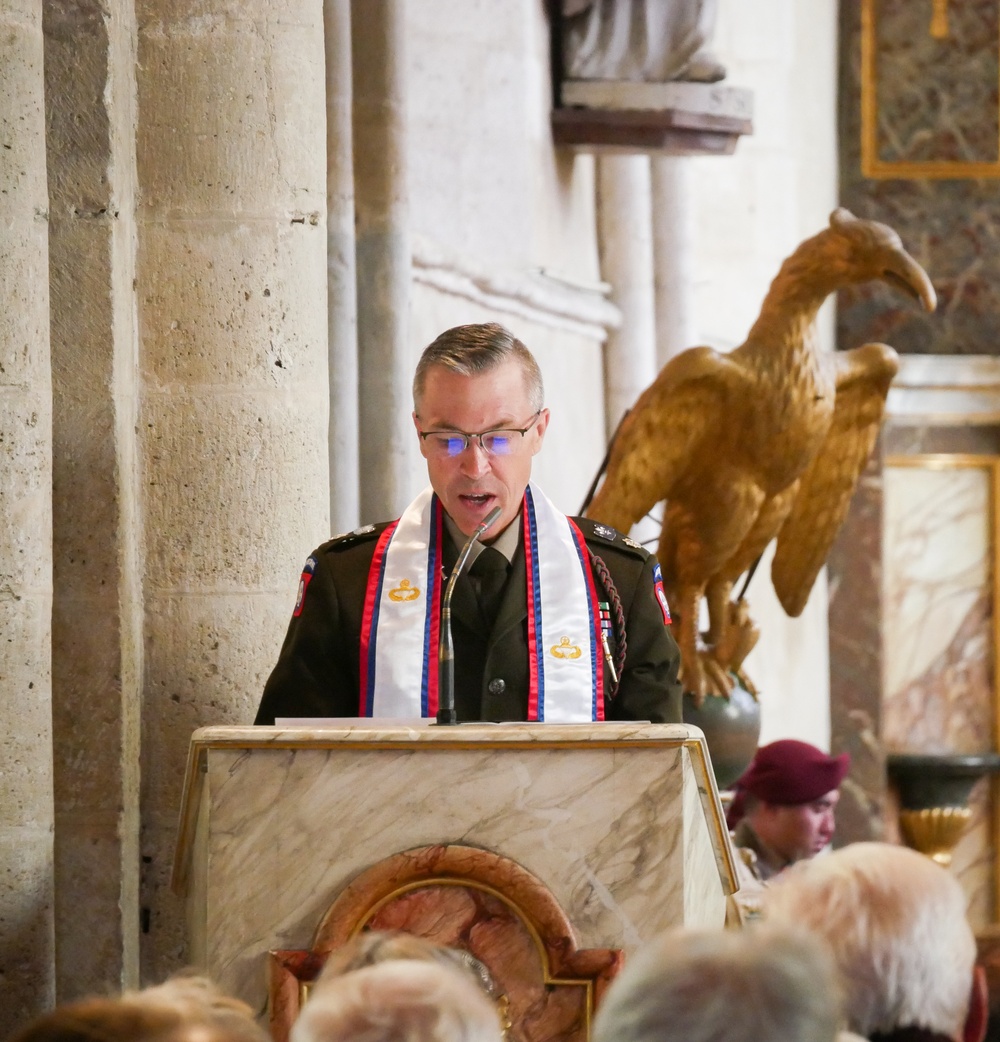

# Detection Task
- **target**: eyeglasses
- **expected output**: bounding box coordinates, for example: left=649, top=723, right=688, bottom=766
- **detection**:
left=418, top=412, right=541, bottom=458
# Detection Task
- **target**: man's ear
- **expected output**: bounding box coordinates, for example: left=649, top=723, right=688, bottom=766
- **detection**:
left=531, top=408, right=550, bottom=455
left=963, top=965, right=989, bottom=1042
left=413, top=412, right=428, bottom=457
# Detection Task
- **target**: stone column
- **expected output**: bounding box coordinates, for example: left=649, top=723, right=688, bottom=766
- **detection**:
left=0, top=0, right=54, bottom=1028
left=596, top=155, right=659, bottom=438
left=651, top=156, right=698, bottom=366
left=326, top=0, right=360, bottom=533
left=44, top=0, right=142, bottom=999
left=135, top=0, right=329, bottom=981
left=353, top=0, right=413, bottom=520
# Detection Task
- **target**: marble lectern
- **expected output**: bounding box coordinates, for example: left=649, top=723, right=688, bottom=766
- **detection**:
left=172, top=723, right=736, bottom=1040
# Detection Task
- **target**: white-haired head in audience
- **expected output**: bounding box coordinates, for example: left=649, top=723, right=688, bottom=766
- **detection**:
left=592, top=925, right=839, bottom=1042
left=291, top=959, right=503, bottom=1042
left=765, top=841, right=987, bottom=1042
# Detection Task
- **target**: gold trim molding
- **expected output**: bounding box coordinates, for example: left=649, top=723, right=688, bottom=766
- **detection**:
left=861, top=0, right=1000, bottom=179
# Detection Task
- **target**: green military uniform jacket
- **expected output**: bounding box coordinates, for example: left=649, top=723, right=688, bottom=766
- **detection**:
left=254, top=515, right=682, bottom=725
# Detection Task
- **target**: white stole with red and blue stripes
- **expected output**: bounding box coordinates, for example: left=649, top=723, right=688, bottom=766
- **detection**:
left=358, top=483, right=603, bottom=721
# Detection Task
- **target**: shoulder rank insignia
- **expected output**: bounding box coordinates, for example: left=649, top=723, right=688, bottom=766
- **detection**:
left=329, top=523, right=381, bottom=551
left=593, top=523, right=617, bottom=541
left=293, top=556, right=318, bottom=617
left=623, top=536, right=643, bottom=550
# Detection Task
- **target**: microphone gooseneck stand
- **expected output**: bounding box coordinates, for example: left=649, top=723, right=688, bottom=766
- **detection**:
left=436, top=505, right=503, bottom=725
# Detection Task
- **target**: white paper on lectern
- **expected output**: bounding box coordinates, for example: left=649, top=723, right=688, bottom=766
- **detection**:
left=273, top=718, right=433, bottom=727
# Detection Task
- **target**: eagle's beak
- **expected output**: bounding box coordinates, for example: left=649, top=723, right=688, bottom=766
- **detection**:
left=883, top=251, right=937, bottom=313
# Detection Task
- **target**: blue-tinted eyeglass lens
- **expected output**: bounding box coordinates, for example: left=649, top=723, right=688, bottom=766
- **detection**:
left=441, top=435, right=468, bottom=456
left=482, top=433, right=513, bottom=455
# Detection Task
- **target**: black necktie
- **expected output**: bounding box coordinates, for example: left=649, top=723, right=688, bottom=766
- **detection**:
left=469, top=546, right=509, bottom=628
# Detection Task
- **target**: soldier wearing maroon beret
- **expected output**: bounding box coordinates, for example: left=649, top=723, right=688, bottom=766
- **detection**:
left=727, top=739, right=850, bottom=883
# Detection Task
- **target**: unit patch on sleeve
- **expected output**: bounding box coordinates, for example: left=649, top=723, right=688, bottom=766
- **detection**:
left=653, top=563, right=672, bottom=625
left=292, top=556, right=318, bottom=617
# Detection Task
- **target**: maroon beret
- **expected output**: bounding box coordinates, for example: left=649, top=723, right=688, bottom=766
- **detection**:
left=726, top=739, right=850, bottom=829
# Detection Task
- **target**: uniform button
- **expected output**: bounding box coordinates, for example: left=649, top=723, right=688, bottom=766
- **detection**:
left=488, top=678, right=506, bottom=696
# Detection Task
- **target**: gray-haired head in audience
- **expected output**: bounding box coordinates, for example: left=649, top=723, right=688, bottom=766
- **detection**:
left=292, top=959, right=503, bottom=1042
left=765, top=841, right=987, bottom=1042
left=592, top=925, right=839, bottom=1042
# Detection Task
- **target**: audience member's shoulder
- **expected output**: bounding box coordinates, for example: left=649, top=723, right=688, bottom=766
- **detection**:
left=573, top=516, right=650, bottom=560
left=318, top=520, right=394, bottom=556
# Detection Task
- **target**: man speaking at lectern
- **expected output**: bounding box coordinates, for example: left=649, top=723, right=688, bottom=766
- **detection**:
left=255, top=323, right=682, bottom=725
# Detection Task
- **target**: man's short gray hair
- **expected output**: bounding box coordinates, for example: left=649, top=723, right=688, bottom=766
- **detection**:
left=592, top=926, right=839, bottom=1042
left=765, top=841, right=976, bottom=1039
left=292, top=960, right=503, bottom=1042
left=412, top=323, right=544, bottom=414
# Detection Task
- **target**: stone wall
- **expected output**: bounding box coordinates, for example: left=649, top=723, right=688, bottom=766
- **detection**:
left=0, top=0, right=54, bottom=1027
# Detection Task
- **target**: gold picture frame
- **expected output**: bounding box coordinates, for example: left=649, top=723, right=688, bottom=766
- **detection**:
left=861, top=0, right=1000, bottom=179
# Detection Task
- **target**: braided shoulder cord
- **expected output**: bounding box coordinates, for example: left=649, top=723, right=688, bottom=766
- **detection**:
left=589, top=551, right=627, bottom=700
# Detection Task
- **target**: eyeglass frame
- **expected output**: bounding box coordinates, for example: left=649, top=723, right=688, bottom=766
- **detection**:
left=416, top=410, right=543, bottom=457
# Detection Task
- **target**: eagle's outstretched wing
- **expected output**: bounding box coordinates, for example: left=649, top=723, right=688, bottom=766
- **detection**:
left=771, top=342, right=899, bottom=616
left=586, top=347, right=753, bottom=534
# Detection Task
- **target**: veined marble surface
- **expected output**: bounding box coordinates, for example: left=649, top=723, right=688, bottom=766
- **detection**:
left=883, top=465, right=994, bottom=753
left=883, top=463, right=998, bottom=926
left=173, top=723, right=734, bottom=1008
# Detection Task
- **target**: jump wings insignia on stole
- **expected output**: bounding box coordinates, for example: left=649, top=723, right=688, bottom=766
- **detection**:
left=593, top=524, right=617, bottom=541
left=389, top=578, right=421, bottom=602
left=550, top=636, right=582, bottom=659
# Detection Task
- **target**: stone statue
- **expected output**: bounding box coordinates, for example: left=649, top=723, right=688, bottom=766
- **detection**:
left=585, top=210, right=937, bottom=703
left=561, top=0, right=725, bottom=83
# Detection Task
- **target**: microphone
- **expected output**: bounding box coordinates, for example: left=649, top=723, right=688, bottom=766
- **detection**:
left=436, top=505, right=503, bottom=725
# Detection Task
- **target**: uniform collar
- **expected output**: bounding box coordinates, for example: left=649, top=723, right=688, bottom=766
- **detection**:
left=443, top=510, right=520, bottom=566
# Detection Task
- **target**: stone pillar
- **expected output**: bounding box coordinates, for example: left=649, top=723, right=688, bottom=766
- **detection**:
left=44, top=0, right=141, bottom=999
left=651, top=156, right=698, bottom=366
left=353, top=0, right=413, bottom=520
left=135, top=0, right=329, bottom=981
left=596, top=155, right=658, bottom=438
left=326, top=0, right=360, bottom=533
left=0, top=0, right=54, bottom=1028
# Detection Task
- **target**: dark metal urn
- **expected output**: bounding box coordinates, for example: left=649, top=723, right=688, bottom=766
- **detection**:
left=886, top=752, right=1000, bottom=866
left=682, top=675, right=761, bottom=790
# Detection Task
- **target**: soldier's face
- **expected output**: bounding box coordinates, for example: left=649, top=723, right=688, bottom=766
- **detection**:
left=414, top=360, right=549, bottom=539
left=757, top=789, right=840, bottom=864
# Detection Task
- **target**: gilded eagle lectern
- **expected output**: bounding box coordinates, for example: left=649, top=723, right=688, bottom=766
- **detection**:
left=586, top=209, right=936, bottom=703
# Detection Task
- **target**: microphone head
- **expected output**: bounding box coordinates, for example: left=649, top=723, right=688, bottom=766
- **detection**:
left=477, top=505, right=503, bottom=536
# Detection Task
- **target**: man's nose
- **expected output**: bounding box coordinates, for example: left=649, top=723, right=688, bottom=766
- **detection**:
left=458, top=441, right=490, bottom=476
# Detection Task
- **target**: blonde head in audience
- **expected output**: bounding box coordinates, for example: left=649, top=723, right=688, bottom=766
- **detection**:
left=592, top=925, right=839, bottom=1042
left=6, top=973, right=268, bottom=1042
left=292, top=960, right=503, bottom=1042
left=766, top=842, right=987, bottom=1042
